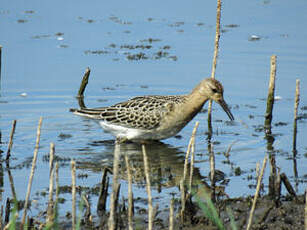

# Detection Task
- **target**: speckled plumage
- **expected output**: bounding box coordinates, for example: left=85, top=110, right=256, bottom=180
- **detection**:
left=77, top=95, right=186, bottom=129
left=70, top=78, right=234, bottom=142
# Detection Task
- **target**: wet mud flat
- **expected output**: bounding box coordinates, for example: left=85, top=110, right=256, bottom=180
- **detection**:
left=87, top=194, right=306, bottom=230
left=4, top=187, right=304, bottom=229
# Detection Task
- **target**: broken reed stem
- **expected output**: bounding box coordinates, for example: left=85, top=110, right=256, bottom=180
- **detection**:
left=77, top=67, right=91, bottom=97
left=71, top=160, right=76, bottom=230
left=207, top=0, right=222, bottom=128
left=142, top=144, right=153, bottom=230
left=6, top=120, right=17, bottom=162
left=169, top=198, right=174, bottom=230
left=280, top=173, right=296, bottom=197
left=124, top=154, right=134, bottom=230
left=82, top=194, right=91, bottom=224
left=246, top=155, right=268, bottom=230
left=293, top=79, right=300, bottom=152
left=77, top=67, right=90, bottom=108
left=108, top=143, right=120, bottom=230
left=275, top=168, right=281, bottom=204
left=46, top=143, right=55, bottom=224
left=265, top=55, right=277, bottom=131
left=21, top=117, right=43, bottom=228
left=183, top=122, right=199, bottom=183
left=97, top=168, right=109, bottom=213
left=7, top=168, right=17, bottom=201
left=268, top=156, right=277, bottom=198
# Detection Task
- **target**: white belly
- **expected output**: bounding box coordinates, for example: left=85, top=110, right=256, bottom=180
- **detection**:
left=99, top=121, right=181, bottom=141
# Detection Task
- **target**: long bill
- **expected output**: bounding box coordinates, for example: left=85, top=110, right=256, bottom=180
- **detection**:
left=217, top=99, right=234, bottom=121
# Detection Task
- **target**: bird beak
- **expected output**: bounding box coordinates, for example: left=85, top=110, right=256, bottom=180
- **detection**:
left=217, top=99, right=234, bottom=121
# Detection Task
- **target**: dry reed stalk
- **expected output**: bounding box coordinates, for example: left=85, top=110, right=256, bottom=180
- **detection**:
left=124, top=154, right=134, bottom=230
left=46, top=160, right=55, bottom=223
left=49, top=142, right=55, bottom=175
left=181, top=122, right=199, bottom=220
left=264, top=55, right=277, bottom=130
left=169, top=198, right=174, bottom=230
left=108, top=143, right=120, bottom=230
left=47, top=143, right=55, bottom=223
left=55, top=162, right=59, bottom=204
left=114, top=183, right=121, bottom=216
left=180, top=179, right=185, bottom=222
left=189, top=122, right=199, bottom=191
left=53, top=162, right=59, bottom=228
left=183, top=122, right=199, bottom=183
left=71, top=160, right=76, bottom=230
left=209, top=142, right=216, bottom=201
left=207, top=0, right=222, bottom=129
left=209, top=143, right=215, bottom=183
left=142, top=144, right=153, bottom=230
left=293, top=79, right=300, bottom=152
left=189, top=134, right=196, bottom=192
left=6, top=120, right=17, bottom=162
left=211, top=0, right=221, bottom=79
left=246, top=155, right=268, bottom=230
left=256, top=162, right=260, bottom=181
left=21, top=117, right=43, bottom=228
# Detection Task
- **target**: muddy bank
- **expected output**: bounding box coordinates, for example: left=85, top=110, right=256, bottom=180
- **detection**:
left=37, top=193, right=305, bottom=230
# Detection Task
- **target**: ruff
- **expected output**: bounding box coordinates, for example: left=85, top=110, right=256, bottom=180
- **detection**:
left=70, top=78, right=234, bottom=142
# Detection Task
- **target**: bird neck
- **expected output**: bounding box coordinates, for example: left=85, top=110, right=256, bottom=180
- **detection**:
left=181, top=86, right=209, bottom=121
left=186, top=91, right=209, bottom=109
left=187, top=79, right=210, bottom=107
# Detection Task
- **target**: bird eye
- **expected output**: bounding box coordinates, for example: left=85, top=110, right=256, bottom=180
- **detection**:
left=212, top=88, right=218, bottom=93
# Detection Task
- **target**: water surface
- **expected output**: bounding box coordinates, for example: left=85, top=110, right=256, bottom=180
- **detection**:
left=1, top=0, right=307, bottom=219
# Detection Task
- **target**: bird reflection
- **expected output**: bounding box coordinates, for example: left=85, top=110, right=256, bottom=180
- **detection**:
left=78, top=141, right=211, bottom=192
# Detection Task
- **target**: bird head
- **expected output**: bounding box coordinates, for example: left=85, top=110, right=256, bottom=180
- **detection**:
left=197, top=78, right=234, bottom=121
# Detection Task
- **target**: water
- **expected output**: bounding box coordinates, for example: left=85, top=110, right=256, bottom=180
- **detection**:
left=1, top=0, right=307, bottom=220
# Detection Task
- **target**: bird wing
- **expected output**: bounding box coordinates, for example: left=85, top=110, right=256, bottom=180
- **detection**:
left=71, top=95, right=185, bottom=130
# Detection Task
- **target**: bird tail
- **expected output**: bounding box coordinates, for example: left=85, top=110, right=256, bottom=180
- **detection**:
left=69, top=108, right=102, bottom=119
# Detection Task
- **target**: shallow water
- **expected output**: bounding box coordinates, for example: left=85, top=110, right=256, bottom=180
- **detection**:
left=1, top=0, right=307, bottom=220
